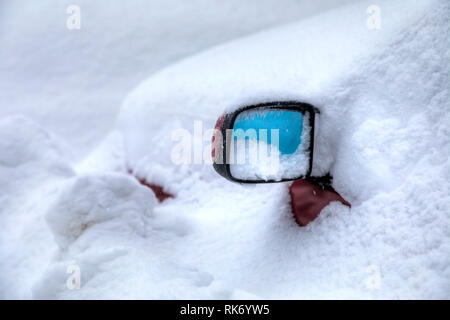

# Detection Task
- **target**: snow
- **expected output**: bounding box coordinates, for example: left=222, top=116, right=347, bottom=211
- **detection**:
left=118, top=0, right=450, bottom=299
left=0, top=116, right=74, bottom=299
left=46, top=173, right=156, bottom=250
left=230, top=109, right=311, bottom=181
left=0, top=0, right=352, bottom=158
left=229, top=111, right=311, bottom=181
left=1, top=0, right=449, bottom=299
left=229, top=139, right=309, bottom=181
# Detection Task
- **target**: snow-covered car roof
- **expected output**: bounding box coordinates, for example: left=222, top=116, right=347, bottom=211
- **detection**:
left=115, top=0, right=449, bottom=299
left=119, top=0, right=448, bottom=197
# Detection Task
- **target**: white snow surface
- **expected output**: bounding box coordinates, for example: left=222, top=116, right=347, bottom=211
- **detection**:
left=1, top=0, right=449, bottom=299
left=118, top=0, right=450, bottom=299
left=229, top=113, right=311, bottom=181
left=229, top=139, right=310, bottom=182
left=0, top=0, right=352, bottom=158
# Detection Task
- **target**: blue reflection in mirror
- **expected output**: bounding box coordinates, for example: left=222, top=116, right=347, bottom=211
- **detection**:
left=233, top=109, right=303, bottom=154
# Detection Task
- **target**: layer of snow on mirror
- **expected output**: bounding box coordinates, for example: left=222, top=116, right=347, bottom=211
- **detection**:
left=230, top=111, right=310, bottom=181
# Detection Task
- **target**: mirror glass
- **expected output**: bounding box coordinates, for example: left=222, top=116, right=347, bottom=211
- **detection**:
left=229, top=108, right=311, bottom=181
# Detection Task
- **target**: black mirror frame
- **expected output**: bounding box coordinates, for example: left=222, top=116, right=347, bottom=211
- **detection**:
left=213, top=101, right=320, bottom=183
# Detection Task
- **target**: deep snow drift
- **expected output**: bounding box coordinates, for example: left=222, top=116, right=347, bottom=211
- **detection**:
left=1, top=0, right=449, bottom=299
left=0, top=0, right=353, bottom=158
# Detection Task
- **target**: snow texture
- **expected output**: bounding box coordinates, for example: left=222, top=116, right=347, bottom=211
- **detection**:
left=0, top=0, right=449, bottom=299
left=118, top=0, right=450, bottom=299
left=0, top=0, right=351, bottom=158
left=229, top=109, right=311, bottom=181
left=229, top=139, right=309, bottom=181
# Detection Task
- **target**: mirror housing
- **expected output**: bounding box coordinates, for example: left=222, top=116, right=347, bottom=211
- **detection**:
left=212, top=101, right=319, bottom=183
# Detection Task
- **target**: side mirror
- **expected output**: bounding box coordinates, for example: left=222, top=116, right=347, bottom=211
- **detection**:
left=212, top=101, right=319, bottom=183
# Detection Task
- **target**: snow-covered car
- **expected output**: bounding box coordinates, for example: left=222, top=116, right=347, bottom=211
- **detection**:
left=1, top=0, right=448, bottom=299
left=118, top=0, right=449, bottom=299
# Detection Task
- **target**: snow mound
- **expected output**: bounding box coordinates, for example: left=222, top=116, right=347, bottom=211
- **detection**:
left=36, top=172, right=256, bottom=299
left=0, top=115, right=73, bottom=187
left=0, top=116, right=74, bottom=299
left=46, top=173, right=156, bottom=250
